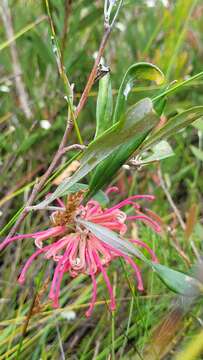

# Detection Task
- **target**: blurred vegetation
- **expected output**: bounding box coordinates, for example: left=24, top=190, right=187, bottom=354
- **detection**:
left=0, top=0, right=203, bottom=359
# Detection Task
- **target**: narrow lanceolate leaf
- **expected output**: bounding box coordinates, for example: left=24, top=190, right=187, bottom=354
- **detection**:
left=113, top=62, right=165, bottom=125
left=136, top=140, right=174, bottom=165
left=88, top=133, right=148, bottom=199
left=33, top=98, right=158, bottom=209
left=95, top=73, right=113, bottom=138
left=59, top=183, right=89, bottom=195
left=151, top=263, right=202, bottom=297
left=78, top=220, right=147, bottom=261
left=79, top=221, right=203, bottom=297
left=153, top=95, right=167, bottom=116
left=141, top=106, right=203, bottom=151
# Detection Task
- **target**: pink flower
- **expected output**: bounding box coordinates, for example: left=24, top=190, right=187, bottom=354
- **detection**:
left=0, top=187, right=161, bottom=317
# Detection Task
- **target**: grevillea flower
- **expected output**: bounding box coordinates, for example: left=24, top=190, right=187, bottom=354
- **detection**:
left=0, top=188, right=161, bottom=317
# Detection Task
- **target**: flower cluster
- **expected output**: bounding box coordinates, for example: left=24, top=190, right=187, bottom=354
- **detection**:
left=0, top=188, right=161, bottom=317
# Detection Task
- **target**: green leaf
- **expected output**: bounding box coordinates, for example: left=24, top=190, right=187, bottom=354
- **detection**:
left=141, top=106, right=203, bottom=151
left=33, top=98, right=158, bottom=209
left=151, top=263, right=202, bottom=296
left=87, top=63, right=165, bottom=198
left=95, top=73, right=113, bottom=138
left=88, top=133, right=149, bottom=198
left=78, top=220, right=146, bottom=261
left=60, top=183, right=89, bottom=195
left=153, top=95, right=167, bottom=116
left=190, top=145, right=203, bottom=161
left=136, top=140, right=174, bottom=165
left=113, top=62, right=165, bottom=125
left=153, top=81, right=177, bottom=116
left=152, top=71, right=203, bottom=103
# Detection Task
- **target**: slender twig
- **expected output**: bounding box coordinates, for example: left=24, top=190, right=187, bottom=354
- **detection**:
left=60, top=144, right=86, bottom=155
left=27, top=205, right=66, bottom=212
left=3, top=0, right=122, bottom=239
left=1, top=0, right=32, bottom=119
left=75, top=26, right=111, bottom=117
left=75, top=0, right=123, bottom=117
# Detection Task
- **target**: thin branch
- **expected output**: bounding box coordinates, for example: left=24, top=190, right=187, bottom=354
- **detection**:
left=75, top=26, right=111, bottom=117
left=75, top=0, right=123, bottom=117
left=27, top=205, right=65, bottom=212
left=1, top=0, right=32, bottom=119
left=3, top=0, right=122, bottom=239
left=60, top=144, right=86, bottom=155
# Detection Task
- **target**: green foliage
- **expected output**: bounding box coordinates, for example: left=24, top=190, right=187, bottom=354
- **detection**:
left=151, top=263, right=202, bottom=296
left=113, top=62, right=165, bottom=125
left=141, top=106, right=203, bottom=150
left=33, top=98, right=159, bottom=208
left=137, top=140, right=174, bottom=165
left=95, top=73, right=113, bottom=138
left=0, top=0, right=203, bottom=358
left=88, top=62, right=165, bottom=197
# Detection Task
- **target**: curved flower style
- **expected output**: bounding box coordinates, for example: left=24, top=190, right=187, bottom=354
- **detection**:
left=0, top=188, right=161, bottom=317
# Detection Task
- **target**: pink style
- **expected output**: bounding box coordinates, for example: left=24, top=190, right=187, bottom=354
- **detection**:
left=0, top=187, right=161, bottom=317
